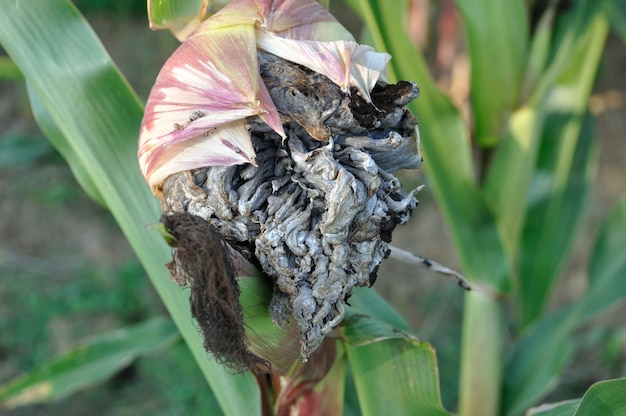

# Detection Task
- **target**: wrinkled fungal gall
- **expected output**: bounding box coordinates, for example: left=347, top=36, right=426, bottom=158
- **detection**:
left=160, top=52, right=421, bottom=361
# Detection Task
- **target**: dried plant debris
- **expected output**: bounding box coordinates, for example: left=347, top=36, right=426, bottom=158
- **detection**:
left=160, top=52, right=422, bottom=362
left=161, top=212, right=267, bottom=372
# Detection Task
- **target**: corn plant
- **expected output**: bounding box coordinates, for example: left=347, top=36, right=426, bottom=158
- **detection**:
left=0, top=0, right=625, bottom=415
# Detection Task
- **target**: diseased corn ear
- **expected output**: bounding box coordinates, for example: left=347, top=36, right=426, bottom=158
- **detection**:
left=143, top=0, right=423, bottom=371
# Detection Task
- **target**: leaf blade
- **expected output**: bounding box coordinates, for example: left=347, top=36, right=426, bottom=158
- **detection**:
left=581, top=194, right=626, bottom=317
left=484, top=106, right=543, bottom=257
left=574, top=378, right=626, bottom=416
left=0, top=318, right=178, bottom=409
left=345, top=330, right=450, bottom=416
left=518, top=9, right=608, bottom=325
left=504, top=192, right=626, bottom=415
left=455, top=0, right=528, bottom=146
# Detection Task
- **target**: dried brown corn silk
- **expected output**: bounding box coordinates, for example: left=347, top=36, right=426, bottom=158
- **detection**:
left=161, top=212, right=268, bottom=372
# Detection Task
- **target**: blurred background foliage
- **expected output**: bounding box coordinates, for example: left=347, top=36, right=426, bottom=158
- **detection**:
left=0, top=0, right=625, bottom=415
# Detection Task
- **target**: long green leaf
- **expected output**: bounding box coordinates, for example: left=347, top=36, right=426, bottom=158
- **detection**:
left=527, top=379, right=626, bottom=416
left=503, top=307, right=578, bottom=416
left=529, top=0, right=609, bottom=106
left=348, top=286, right=410, bottom=331
left=580, top=194, right=626, bottom=317
left=519, top=9, right=608, bottom=326
left=524, top=379, right=626, bottom=416
left=0, top=317, right=179, bottom=409
left=503, top=195, right=626, bottom=415
left=27, top=87, right=105, bottom=205
left=519, top=113, right=598, bottom=325
left=521, top=5, right=556, bottom=102
left=608, top=0, right=626, bottom=42
left=484, top=106, right=544, bottom=258
left=0, top=2, right=261, bottom=415
left=455, top=0, right=528, bottom=147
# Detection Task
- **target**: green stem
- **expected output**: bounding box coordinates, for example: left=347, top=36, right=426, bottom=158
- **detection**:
left=458, top=291, right=503, bottom=416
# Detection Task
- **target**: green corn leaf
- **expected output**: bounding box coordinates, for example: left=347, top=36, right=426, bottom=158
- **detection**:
left=238, top=276, right=302, bottom=375
left=527, top=400, right=580, bottom=416
left=527, top=378, right=626, bottom=416
left=0, top=2, right=262, bottom=415
left=482, top=3, right=574, bottom=258
left=502, top=307, right=578, bottom=416
left=348, top=286, right=410, bottom=331
left=580, top=194, right=626, bottom=318
left=608, top=0, right=626, bottom=42
left=574, top=379, right=626, bottom=415
left=483, top=106, right=544, bottom=258
left=455, top=0, right=528, bottom=147
left=0, top=317, right=179, bottom=409
left=518, top=8, right=608, bottom=326
left=519, top=112, right=598, bottom=326
left=503, top=195, right=626, bottom=415
left=341, top=312, right=451, bottom=416
left=27, top=87, right=105, bottom=205
left=522, top=5, right=556, bottom=102
left=529, top=0, right=609, bottom=106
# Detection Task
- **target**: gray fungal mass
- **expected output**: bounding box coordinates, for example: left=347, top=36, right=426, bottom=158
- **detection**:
left=161, top=51, right=422, bottom=361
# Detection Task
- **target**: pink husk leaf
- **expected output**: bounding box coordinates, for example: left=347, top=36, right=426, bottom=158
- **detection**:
left=138, top=23, right=283, bottom=191
left=141, top=120, right=256, bottom=195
